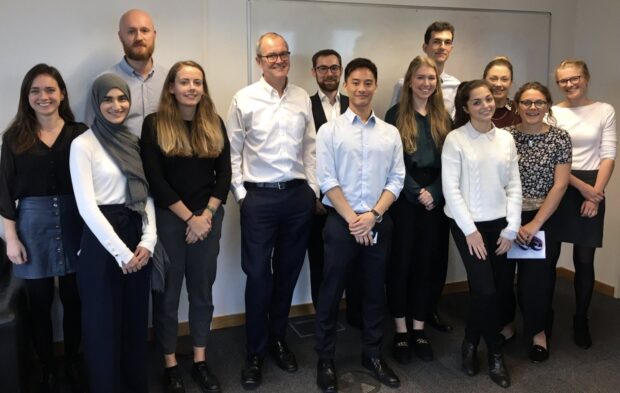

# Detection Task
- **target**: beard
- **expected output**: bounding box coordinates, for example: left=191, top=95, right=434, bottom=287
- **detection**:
left=318, top=77, right=339, bottom=93
left=122, top=40, right=155, bottom=62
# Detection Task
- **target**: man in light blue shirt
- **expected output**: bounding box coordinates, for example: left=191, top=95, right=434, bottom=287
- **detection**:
left=314, top=58, right=405, bottom=393
left=85, top=9, right=166, bottom=136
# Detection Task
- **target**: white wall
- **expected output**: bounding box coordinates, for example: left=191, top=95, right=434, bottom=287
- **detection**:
left=572, top=0, right=620, bottom=294
left=3, top=0, right=618, bottom=336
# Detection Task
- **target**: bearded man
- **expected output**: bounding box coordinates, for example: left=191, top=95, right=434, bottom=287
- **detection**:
left=86, top=9, right=166, bottom=136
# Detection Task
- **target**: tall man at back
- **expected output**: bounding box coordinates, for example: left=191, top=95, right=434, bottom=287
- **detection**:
left=86, top=9, right=166, bottom=136
left=390, top=21, right=460, bottom=118
left=227, top=32, right=319, bottom=390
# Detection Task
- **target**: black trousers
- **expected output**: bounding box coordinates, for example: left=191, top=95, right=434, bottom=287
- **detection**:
left=153, top=207, right=224, bottom=354
left=78, top=205, right=151, bottom=393
left=505, top=210, right=560, bottom=339
left=387, top=196, right=444, bottom=321
left=240, top=183, right=315, bottom=356
left=315, top=210, right=392, bottom=359
left=24, top=274, right=81, bottom=368
left=450, top=218, right=513, bottom=351
left=307, top=209, right=363, bottom=327
left=429, top=209, right=450, bottom=313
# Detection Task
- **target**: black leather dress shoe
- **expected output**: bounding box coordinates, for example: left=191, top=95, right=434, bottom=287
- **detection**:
left=361, top=356, right=400, bottom=388
left=427, top=312, right=453, bottom=333
left=529, top=344, right=549, bottom=363
left=192, top=361, right=221, bottom=392
left=163, top=365, right=185, bottom=393
left=270, top=339, right=298, bottom=372
left=488, top=352, right=510, bottom=388
left=461, top=340, right=478, bottom=377
left=316, top=359, right=338, bottom=393
left=240, top=355, right=263, bottom=390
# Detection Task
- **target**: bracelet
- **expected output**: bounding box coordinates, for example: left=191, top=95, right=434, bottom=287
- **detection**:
left=206, top=205, right=218, bottom=215
left=184, top=213, right=195, bottom=223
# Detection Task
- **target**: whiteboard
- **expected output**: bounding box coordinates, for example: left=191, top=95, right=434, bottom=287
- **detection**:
left=248, top=0, right=551, bottom=117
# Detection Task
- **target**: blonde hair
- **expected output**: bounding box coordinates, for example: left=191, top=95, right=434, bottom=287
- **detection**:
left=156, top=61, right=223, bottom=158
left=555, top=59, right=591, bottom=83
left=397, top=56, right=452, bottom=154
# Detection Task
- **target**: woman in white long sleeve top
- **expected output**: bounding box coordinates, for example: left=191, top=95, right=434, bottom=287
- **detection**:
left=442, top=80, right=521, bottom=389
left=69, top=73, right=156, bottom=393
left=546, top=59, right=616, bottom=350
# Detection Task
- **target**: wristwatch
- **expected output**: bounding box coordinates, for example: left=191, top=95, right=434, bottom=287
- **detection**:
left=370, top=209, right=383, bottom=223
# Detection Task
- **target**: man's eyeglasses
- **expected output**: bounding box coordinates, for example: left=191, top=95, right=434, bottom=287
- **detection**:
left=315, top=65, right=341, bottom=74
left=556, top=75, right=581, bottom=87
left=258, top=51, right=290, bottom=63
left=519, top=100, right=548, bottom=109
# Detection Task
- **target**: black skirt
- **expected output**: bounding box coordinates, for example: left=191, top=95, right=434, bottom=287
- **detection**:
left=546, top=170, right=605, bottom=247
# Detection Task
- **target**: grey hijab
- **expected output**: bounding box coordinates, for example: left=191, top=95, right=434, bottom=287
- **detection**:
left=90, top=73, right=149, bottom=218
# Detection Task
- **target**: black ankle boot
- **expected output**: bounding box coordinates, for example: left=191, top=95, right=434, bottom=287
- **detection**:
left=573, top=315, right=592, bottom=349
left=488, top=352, right=510, bottom=388
left=461, top=340, right=478, bottom=376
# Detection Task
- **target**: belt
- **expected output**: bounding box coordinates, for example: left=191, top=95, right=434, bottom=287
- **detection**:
left=244, top=179, right=306, bottom=190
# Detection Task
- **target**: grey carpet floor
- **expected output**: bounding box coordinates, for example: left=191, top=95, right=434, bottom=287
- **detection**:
left=147, top=277, right=620, bottom=393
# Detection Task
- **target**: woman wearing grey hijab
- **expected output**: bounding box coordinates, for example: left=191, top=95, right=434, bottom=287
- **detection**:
left=69, top=73, right=157, bottom=393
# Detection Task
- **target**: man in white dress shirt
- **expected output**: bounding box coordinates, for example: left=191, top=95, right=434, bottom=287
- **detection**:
left=226, top=32, right=319, bottom=390
left=390, top=21, right=460, bottom=118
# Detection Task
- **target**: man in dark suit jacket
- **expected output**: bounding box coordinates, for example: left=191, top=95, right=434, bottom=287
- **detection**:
left=309, top=49, right=361, bottom=328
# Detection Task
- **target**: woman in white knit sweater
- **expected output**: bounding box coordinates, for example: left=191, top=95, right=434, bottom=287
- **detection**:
left=442, top=79, right=521, bottom=389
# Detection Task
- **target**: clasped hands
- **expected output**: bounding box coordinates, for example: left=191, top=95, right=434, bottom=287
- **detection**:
left=579, top=183, right=603, bottom=218
left=348, top=212, right=376, bottom=246
left=122, top=246, right=151, bottom=274
left=185, top=210, right=213, bottom=244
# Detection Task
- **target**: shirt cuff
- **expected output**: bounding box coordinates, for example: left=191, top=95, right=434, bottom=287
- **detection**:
left=500, top=228, right=518, bottom=241
left=233, top=185, right=247, bottom=202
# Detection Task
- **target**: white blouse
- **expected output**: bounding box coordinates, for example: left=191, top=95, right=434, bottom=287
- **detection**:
left=552, top=102, right=617, bottom=170
left=70, top=130, right=157, bottom=266
left=442, top=122, right=522, bottom=239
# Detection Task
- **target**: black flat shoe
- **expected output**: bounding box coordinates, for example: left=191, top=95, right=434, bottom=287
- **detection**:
left=461, top=340, right=478, bottom=377
left=240, top=355, right=263, bottom=390
left=574, top=315, right=592, bottom=349
left=316, top=359, right=338, bottom=393
left=488, top=352, right=510, bottom=388
left=392, top=332, right=411, bottom=364
left=361, top=356, right=400, bottom=388
left=192, top=361, right=221, bottom=393
left=163, top=365, right=185, bottom=393
left=65, top=358, right=88, bottom=393
left=270, top=339, right=298, bottom=372
left=529, top=344, right=549, bottom=363
left=412, top=332, right=434, bottom=362
left=498, top=331, right=517, bottom=347
left=427, top=312, right=453, bottom=333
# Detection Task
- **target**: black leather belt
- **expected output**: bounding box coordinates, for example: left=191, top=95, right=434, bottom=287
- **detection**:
left=244, top=179, right=306, bottom=190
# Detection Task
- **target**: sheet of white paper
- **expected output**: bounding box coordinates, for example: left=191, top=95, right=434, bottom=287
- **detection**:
left=507, top=230, right=546, bottom=259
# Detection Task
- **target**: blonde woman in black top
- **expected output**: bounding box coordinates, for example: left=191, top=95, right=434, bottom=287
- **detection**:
left=384, top=56, right=452, bottom=364
left=141, top=60, right=231, bottom=393
left=0, top=64, right=86, bottom=392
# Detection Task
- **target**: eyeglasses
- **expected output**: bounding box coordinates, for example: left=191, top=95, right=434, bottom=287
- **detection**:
left=258, top=51, right=290, bottom=63
left=519, top=100, right=548, bottom=109
left=556, top=75, right=581, bottom=87
left=315, top=65, right=341, bottom=74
